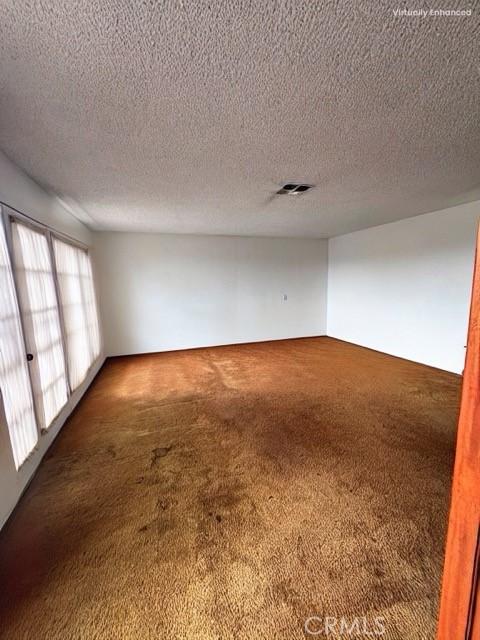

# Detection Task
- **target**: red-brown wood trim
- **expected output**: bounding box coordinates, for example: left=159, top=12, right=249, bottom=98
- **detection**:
left=437, top=223, right=480, bottom=640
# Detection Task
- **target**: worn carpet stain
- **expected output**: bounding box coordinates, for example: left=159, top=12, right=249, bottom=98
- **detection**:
left=0, top=338, right=460, bottom=639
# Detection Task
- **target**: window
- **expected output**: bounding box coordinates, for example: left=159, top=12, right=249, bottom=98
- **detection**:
left=11, top=222, right=69, bottom=430
left=53, top=239, right=101, bottom=390
left=0, top=214, right=38, bottom=468
left=0, top=206, right=101, bottom=469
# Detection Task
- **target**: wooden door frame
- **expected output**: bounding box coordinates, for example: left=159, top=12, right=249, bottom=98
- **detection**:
left=437, top=224, right=480, bottom=639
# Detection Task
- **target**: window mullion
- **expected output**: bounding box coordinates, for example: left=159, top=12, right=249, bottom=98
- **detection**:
left=47, top=230, right=73, bottom=397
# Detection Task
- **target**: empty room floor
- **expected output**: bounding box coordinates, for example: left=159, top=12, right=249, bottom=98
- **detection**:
left=0, top=338, right=460, bottom=639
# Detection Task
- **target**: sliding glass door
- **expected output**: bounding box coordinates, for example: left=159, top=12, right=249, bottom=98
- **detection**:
left=0, top=213, right=38, bottom=468
left=0, top=208, right=101, bottom=467
left=11, top=221, right=69, bottom=431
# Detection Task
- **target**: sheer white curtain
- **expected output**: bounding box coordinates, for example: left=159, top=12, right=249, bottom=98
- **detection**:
left=53, top=239, right=101, bottom=390
left=12, top=222, right=68, bottom=430
left=0, top=217, right=38, bottom=467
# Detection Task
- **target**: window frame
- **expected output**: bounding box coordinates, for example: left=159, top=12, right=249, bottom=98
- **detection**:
left=0, top=202, right=102, bottom=467
left=0, top=204, right=41, bottom=466
left=51, top=233, right=102, bottom=391
left=10, top=217, right=72, bottom=427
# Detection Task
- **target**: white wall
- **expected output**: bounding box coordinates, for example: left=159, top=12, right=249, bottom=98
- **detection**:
left=327, top=201, right=480, bottom=374
left=0, top=150, right=91, bottom=244
left=0, top=152, right=104, bottom=529
left=94, top=232, right=328, bottom=356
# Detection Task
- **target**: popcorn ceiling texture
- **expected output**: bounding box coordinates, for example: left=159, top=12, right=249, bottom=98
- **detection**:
left=0, top=1, right=479, bottom=237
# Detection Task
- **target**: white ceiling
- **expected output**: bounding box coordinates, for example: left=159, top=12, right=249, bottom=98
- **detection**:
left=0, top=1, right=479, bottom=238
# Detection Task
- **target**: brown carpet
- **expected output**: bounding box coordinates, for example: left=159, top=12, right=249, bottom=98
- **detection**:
left=0, top=337, right=460, bottom=639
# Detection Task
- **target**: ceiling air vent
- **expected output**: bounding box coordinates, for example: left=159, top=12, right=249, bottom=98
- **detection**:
left=277, top=183, right=314, bottom=195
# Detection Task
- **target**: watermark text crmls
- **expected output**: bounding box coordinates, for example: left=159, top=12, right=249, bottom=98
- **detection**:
left=305, top=615, right=386, bottom=637
left=393, top=8, right=472, bottom=17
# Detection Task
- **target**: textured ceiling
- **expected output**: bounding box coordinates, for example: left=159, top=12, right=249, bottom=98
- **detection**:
left=0, top=1, right=479, bottom=238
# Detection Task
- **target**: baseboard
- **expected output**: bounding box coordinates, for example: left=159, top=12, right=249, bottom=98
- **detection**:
left=107, top=334, right=328, bottom=359
left=325, top=335, right=463, bottom=376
